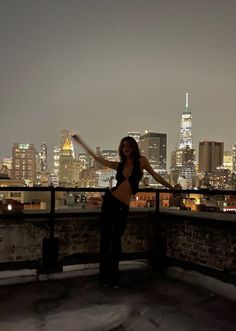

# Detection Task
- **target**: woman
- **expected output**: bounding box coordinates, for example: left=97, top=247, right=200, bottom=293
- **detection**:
left=72, top=134, right=175, bottom=288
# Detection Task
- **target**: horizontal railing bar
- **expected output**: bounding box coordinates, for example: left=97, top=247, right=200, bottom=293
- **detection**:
left=0, top=186, right=235, bottom=195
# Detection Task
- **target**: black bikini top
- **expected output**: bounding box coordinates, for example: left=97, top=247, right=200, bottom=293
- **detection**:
left=115, top=158, right=143, bottom=194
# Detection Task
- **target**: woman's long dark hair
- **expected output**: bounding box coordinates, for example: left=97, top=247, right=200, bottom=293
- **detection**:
left=118, top=136, right=141, bottom=163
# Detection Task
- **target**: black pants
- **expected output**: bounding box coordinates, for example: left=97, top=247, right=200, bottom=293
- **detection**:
left=99, top=189, right=129, bottom=285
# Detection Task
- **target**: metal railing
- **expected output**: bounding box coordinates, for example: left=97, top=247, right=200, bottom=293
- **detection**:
left=0, top=186, right=235, bottom=273
left=1, top=186, right=236, bottom=212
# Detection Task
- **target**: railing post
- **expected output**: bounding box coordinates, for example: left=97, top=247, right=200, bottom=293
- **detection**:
left=50, top=187, right=55, bottom=238
left=155, top=190, right=160, bottom=215
left=39, top=186, right=62, bottom=274
left=151, top=190, right=167, bottom=270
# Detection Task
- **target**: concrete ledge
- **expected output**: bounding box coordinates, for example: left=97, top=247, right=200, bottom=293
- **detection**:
left=0, top=260, right=148, bottom=286
left=0, top=269, right=36, bottom=285
left=1, top=262, right=236, bottom=304
left=166, top=266, right=236, bottom=301
left=161, top=208, right=236, bottom=223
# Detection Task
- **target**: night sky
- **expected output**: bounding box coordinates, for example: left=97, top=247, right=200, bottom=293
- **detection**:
left=1, top=0, right=236, bottom=167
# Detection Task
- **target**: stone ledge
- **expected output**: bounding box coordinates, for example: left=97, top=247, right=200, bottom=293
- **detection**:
left=166, top=266, right=236, bottom=301
left=161, top=208, right=236, bottom=223
left=0, top=260, right=148, bottom=286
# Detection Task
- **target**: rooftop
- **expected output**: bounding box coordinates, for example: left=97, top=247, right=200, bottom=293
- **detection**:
left=0, top=264, right=235, bottom=331
left=0, top=187, right=235, bottom=330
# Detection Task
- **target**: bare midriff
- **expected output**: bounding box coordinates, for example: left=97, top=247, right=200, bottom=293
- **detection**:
left=111, top=179, right=133, bottom=206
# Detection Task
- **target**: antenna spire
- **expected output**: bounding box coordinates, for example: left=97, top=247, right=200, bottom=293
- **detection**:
left=185, top=91, right=189, bottom=112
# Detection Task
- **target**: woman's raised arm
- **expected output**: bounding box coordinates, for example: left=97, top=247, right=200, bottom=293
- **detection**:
left=71, top=133, right=118, bottom=170
left=141, top=156, right=174, bottom=189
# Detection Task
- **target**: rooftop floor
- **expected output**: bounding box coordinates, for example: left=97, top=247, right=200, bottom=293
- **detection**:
left=0, top=266, right=235, bottom=331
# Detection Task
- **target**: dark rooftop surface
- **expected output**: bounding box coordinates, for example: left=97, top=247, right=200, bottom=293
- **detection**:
left=0, top=267, right=235, bottom=331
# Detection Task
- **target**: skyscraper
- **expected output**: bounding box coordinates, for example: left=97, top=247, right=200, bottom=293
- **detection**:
left=232, top=143, right=236, bottom=189
left=139, top=131, right=167, bottom=173
left=179, top=92, right=193, bottom=149
left=11, top=143, right=36, bottom=185
left=59, top=138, right=75, bottom=186
left=60, top=129, right=75, bottom=158
left=51, top=146, right=61, bottom=187
left=232, top=143, right=236, bottom=172
left=198, top=141, right=224, bottom=173
left=170, top=92, right=195, bottom=188
left=60, top=129, right=70, bottom=147
left=77, top=153, right=90, bottom=170
left=223, top=151, right=233, bottom=171
left=40, top=142, right=47, bottom=172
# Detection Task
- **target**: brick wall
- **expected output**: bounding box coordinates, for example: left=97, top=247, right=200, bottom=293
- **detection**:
left=0, top=211, right=156, bottom=263
left=0, top=210, right=235, bottom=281
left=160, top=212, right=236, bottom=277
left=0, top=219, right=47, bottom=262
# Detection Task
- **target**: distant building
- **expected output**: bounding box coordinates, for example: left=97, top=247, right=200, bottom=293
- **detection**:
left=78, top=168, right=98, bottom=188
left=59, top=138, right=75, bottom=186
left=40, top=142, right=48, bottom=172
left=51, top=146, right=61, bottom=187
left=232, top=143, right=236, bottom=172
left=138, top=131, right=167, bottom=187
left=211, top=167, right=232, bottom=189
left=199, top=141, right=224, bottom=173
left=96, top=168, right=117, bottom=188
left=139, top=131, right=167, bottom=173
left=101, top=150, right=118, bottom=162
left=170, top=92, right=195, bottom=188
left=0, top=177, right=25, bottom=213
left=0, top=157, right=12, bottom=178
left=223, top=151, right=233, bottom=171
left=170, top=147, right=195, bottom=188
left=198, top=141, right=224, bottom=188
left=11, top=143, right=36, bottom=185
left=60, top=129, right=75, bottom=158
left=77, top=153, right=90, bottom=170
left=128, top=131, right=142, bottom=143
left=179, top=92, right=193, bottom=149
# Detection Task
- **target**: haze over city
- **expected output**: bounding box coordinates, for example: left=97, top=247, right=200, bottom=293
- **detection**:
left=1, top=0, right=236, bottom=166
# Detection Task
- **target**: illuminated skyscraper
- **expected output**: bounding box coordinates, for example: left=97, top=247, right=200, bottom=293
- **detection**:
left=232, top=143, right=236, bottom=172
left=60, top=129, right=75, bottom=158
left=11, top=143, right=36, bottom=185
left=40, top=142, right=47, bottom=172
left=223, top=151, right=233, bottom=171
left=138, top=131, right=167, bottom=187
left=232, top=143, right=236, bottom=189
left=78, top=153, right=90, bottom=170
left=170, top=92, right=195, bottom=188
left=60, top=129, right=70, bottom=147
left=139, top=131, right=167, bottom=174
left=179, top=92, right=193, bottom=149
left=59, top=138, right=75, bottom=186
left=51, top=146, right=61, bottom=187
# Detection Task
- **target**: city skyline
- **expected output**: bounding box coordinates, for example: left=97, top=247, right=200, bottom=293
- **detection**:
left=0, top=127, right=233, bottom=169
left=1, top=0, right=236, bottom=163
